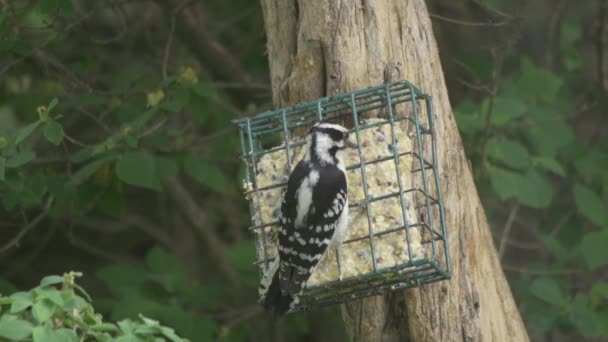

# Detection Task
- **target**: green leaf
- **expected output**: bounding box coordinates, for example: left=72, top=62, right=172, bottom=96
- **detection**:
left=115, top=152, right=160, bottom=190
left=32, top=326, right=78, bottom=342
left=561, top=21, right=583, bottom=71
left=491, top=97, right=527, bottom=126
left=573, top=183, right=607, bottom=228
left=0, top=157, right=5, bottom=181
left=161, top=87, right=190, bottom=112
left=454, top=101, right=485, bottom=134
left=98, top=182, right=125, bottom=218
left=114, top=334, right=141, bottom=342
left=0, top=315, right=33, bottom=340
left=487, top=165, right=523, bottom=200
left=160, top=326, right=184, bottom=342
left=570, top=294, right=601, bottom=337
left=532, top=157, right=565, bottom=177
left=540, top=236, right=569, bottom=261
left=0, top=279, right=17, bottom=295
left=575, top=149, right=608, bottom=179
left=32, top=299, right=55, bottom=323
left=580, top=230, right=608, bottom=270
left=6, top=151, right=36, bottom=168
left=146, top=247, right=183, bottom=291
left=529, top=277, right=566, bottom=307
left=154, top=156, right=178, bottom=179
left=527, top=120, right=574, bottom=157
left=40, top=275, right=64, bottom=288
left=39, top=0, right=74, bottom=14
left=517, top=57, right=563, bottom=102
left=487, top=138, right=530, bottom=170
left=517, top=170, right=553, bottom=208
left=181, top=284, right=223, bottom=310
left=15, top=121, right=41, bottom=145
left=590, top=282, right=608, bottom=302
left=9, top=292, right=33, bottom=313
left=43, top=121, right=64, bottom=145
left=96, top=264, right=149, bottom=297
left=47, top=98, right=59, bottom=111
left=70, top=155, right=117, bottom=185
left=36, top=288, right=64, bottom=307
left=226, top=239, right=257, bottom=287
left=183, top=156, right=227, bottom=192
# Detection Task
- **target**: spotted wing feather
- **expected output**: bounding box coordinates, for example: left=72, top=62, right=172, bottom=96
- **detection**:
left=277, top=163, right=347, bottom=296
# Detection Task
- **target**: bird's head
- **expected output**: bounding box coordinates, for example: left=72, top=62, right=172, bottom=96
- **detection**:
left=306, top=121, right=356, bottom=165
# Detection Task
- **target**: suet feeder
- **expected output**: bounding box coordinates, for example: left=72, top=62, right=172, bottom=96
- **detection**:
left=233, top=80, right=450, bottom=312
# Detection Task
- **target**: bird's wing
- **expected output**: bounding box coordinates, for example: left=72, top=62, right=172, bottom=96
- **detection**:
left=278, top=164, right=347, bottom=296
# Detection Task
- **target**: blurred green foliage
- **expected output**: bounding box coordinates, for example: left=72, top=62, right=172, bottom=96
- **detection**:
left=451, top=1, right=608, bottom=338
left=0, top=272, right=188, bottom=341
left=0, top=0, right=607, bottom=341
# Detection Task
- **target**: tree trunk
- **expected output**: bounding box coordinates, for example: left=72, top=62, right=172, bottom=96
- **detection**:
left=259, top=1, right=530, bottom=341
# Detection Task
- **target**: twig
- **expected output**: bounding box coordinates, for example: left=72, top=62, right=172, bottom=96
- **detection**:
left=479, top=50, right=505, bottom=170
left=125, top=214, right=174, bottom=247
left=63, top=133, right=91, bottom=147
left=429, top=13, right=509, bottom=27
left=0, top=197, right=54, bottom=254
left=221, top=306, right=263, bottom=329
left=1, top=226, right=56, bottom=277
left=156, top=0, right=261, bottom=107
left=503, top=264, right=582, bottom=275
left=77, top=218, right=132, bottom=234
left=138, top=118, right=168, bottom=138
left=161, top=1, right=188, bottom=80
left=207, top=81, right=270, bottom=90
left=77, top=215, right=173, bottom=248
left=498, top=203, right=519, bottom=259
left=66, top=232, right=141, bottom=265
left=550, top=210, right=573, bottom=237
left=472, top=0, right=514, bottom=20
left=599, top=0, right=608, bottom=92
left=163, top=177, right=240, bottom=284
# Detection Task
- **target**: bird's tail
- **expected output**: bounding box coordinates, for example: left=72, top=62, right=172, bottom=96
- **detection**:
left=259, top=258, right=296, bottom=317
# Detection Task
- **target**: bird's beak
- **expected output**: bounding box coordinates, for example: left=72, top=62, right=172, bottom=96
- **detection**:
left=345, top=139, right=357, bottom=149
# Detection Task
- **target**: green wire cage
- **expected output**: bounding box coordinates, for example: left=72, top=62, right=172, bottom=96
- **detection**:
left=233, top=80, right=450, bottom=312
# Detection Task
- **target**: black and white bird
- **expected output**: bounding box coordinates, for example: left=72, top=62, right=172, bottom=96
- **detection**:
left=259, top=121, right=355, bottom=316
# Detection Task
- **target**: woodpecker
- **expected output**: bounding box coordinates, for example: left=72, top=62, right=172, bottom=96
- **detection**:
left=259, top=121, right=355, bottom=316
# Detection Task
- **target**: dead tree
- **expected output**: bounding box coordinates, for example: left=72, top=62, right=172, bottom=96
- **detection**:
left=259, top=0, right=530, bottom=341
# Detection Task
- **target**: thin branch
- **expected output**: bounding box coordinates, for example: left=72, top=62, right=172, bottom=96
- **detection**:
left=503, top=264, right=582, bottom=275
left=76, top=215, right=173, bottom=248
left=472, top=0, right=514, bottom=20
left=550, top=210, right=573, bottom=237
left=479, top=49, right=505, bottom=172
left=2, top=226, right=56, bottom=278
left=66, top=232, right=141, bottom=265
left=125, top=214, right=174, bottom=247
left=429, top=13, right=509, bottom=27
left=498, top=203, right=519, bottom=259
left=163, top=177, right=240, bottom=284
left=63, top=132, right=92, bottom=147
left=138, top=118, right=168, bottom=138
left=161, top=1, right=191, bottom=80
left=0, top=197, right=54, bottom=254
left=156, top=0, right=262, bottom=107
left=599, top=0, right=608, bottom=92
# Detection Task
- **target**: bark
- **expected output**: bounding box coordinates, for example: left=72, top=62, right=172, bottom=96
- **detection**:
left=259, top=0, right=530, bottom=341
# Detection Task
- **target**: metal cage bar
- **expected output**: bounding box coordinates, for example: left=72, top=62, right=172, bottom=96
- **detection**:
left=233, top=80, right=450, bottom=312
